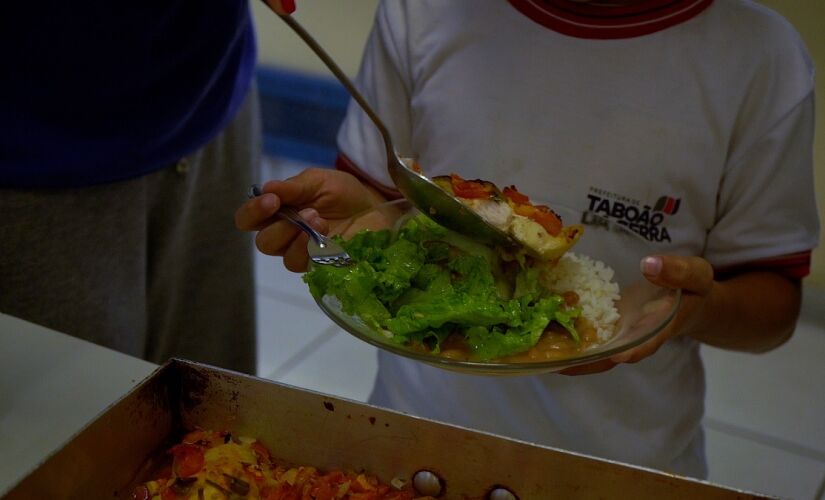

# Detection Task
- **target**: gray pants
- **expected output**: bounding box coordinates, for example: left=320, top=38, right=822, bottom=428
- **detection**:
left=0, top=90, right=260, bottom=374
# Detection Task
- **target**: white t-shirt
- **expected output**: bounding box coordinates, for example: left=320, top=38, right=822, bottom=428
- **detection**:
left=336, top=0, right=819, bottom=478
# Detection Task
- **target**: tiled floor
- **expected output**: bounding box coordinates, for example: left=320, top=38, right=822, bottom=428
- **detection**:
left=255, top=158, right=825, bottom=500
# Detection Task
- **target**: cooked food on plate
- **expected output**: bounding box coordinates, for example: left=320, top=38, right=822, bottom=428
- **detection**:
left=303, top=176, right=620, bottom=363
left=132, top=429, right=432, bottom=499
left=432, top=174, right=583, bottom=261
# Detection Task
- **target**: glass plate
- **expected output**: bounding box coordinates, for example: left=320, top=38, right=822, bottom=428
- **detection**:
left=309, top=199, right=681, bottom=376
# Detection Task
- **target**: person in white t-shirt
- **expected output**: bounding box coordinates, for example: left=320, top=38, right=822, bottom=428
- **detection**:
left=236, top=0, right=819, bottom=478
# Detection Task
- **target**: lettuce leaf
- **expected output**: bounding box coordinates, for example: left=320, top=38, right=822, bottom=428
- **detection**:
left=303, top=214, right=580, bottom=360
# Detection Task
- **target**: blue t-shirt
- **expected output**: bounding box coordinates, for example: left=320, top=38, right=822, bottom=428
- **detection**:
left=0, top=1, right=257, bottom=188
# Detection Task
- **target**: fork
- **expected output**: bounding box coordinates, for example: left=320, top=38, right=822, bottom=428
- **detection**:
left=248, top=184, right=352, bottom=267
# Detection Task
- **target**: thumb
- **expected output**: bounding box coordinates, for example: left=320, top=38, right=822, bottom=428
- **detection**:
left=640, top=255, right=714, bottom=295
left=261, top=171, right=323, bottom=208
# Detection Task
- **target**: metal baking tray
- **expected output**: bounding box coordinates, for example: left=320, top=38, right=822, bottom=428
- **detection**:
left=4, top=359, right=769, bottom=499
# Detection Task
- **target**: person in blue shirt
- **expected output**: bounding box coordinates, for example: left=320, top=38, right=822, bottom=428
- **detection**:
left=0, top=0, right=295, bottom=373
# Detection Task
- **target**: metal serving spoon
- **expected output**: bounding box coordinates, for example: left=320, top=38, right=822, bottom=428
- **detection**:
left=248, top=184, right=352, bottom=267
left=274, top=12, right=516, bottom=249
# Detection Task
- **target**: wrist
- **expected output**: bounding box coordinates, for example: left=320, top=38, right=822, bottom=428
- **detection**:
left=685, top=271, right=800, bottom=351
left=683, top=278, right=724, bottom=341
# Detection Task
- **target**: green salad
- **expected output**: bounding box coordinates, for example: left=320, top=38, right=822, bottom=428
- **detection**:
left=303, top=214, right=581, bottom=361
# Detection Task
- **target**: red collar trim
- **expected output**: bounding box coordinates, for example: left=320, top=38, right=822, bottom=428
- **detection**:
left=508, top=0, right=714, bottom=39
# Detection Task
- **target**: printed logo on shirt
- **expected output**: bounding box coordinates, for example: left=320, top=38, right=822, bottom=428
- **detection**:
left=653, top=195, right=681, bottom=216
left=581, top=187, right=678, bottom=243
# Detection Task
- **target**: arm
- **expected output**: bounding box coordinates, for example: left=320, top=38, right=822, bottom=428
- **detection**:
left=566, top=54, right=817, bottom=375
left=238, top=3, right=413, bottom=272
left=641, top=256, right=800, bottom=355
left=561, top=254, right=803, bottom=376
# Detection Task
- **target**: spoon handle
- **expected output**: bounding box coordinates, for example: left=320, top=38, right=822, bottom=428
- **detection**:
left=277, top=13, right=396, bottom=160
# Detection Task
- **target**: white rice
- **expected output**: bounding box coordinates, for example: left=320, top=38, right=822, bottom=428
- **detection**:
left=539, top=252, right=620, bottom=341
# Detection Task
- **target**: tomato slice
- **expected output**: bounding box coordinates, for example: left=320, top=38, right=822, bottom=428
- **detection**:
left=529, top=205, right=562, bottom=236
left=449, top=173, right=491, bottom=199
left=513, top=204, right=536, bottom=217
left=181, top=429, right=208, bottom=445
left=251, top=440, right=271, bottom=464
left=448, top=172, right=465, bottom=188
left=310, top=480, right=337, bottom=500
left=502, top=185, right=529, bottom=204
left=453, top=181, right=490, bottom=199
left=170, top=443, right=204, bottom=478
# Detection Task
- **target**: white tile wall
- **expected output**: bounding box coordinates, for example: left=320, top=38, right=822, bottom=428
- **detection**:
left=275, top=325, right=378, bottom=402
left=255, top=158, right=825, bottom=499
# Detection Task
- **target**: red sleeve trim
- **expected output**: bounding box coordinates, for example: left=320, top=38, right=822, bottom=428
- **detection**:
left=714, top=251, right=812, bottom=280
left=335, top=153, right=403, bottom=200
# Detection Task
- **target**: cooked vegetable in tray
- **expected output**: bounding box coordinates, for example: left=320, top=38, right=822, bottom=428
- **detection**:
left=132, top=429, right=434, bottom=500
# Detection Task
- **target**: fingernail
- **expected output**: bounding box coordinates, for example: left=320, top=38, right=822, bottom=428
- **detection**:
left=260, top=193, right=277, bottom=210
left=641, top=256, right=662, bottom=276
left=305, top=214, right=323, bottom=229
left=281, top=0, right=296, bottom=14
left=299, top=208, right=319, bottom=221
